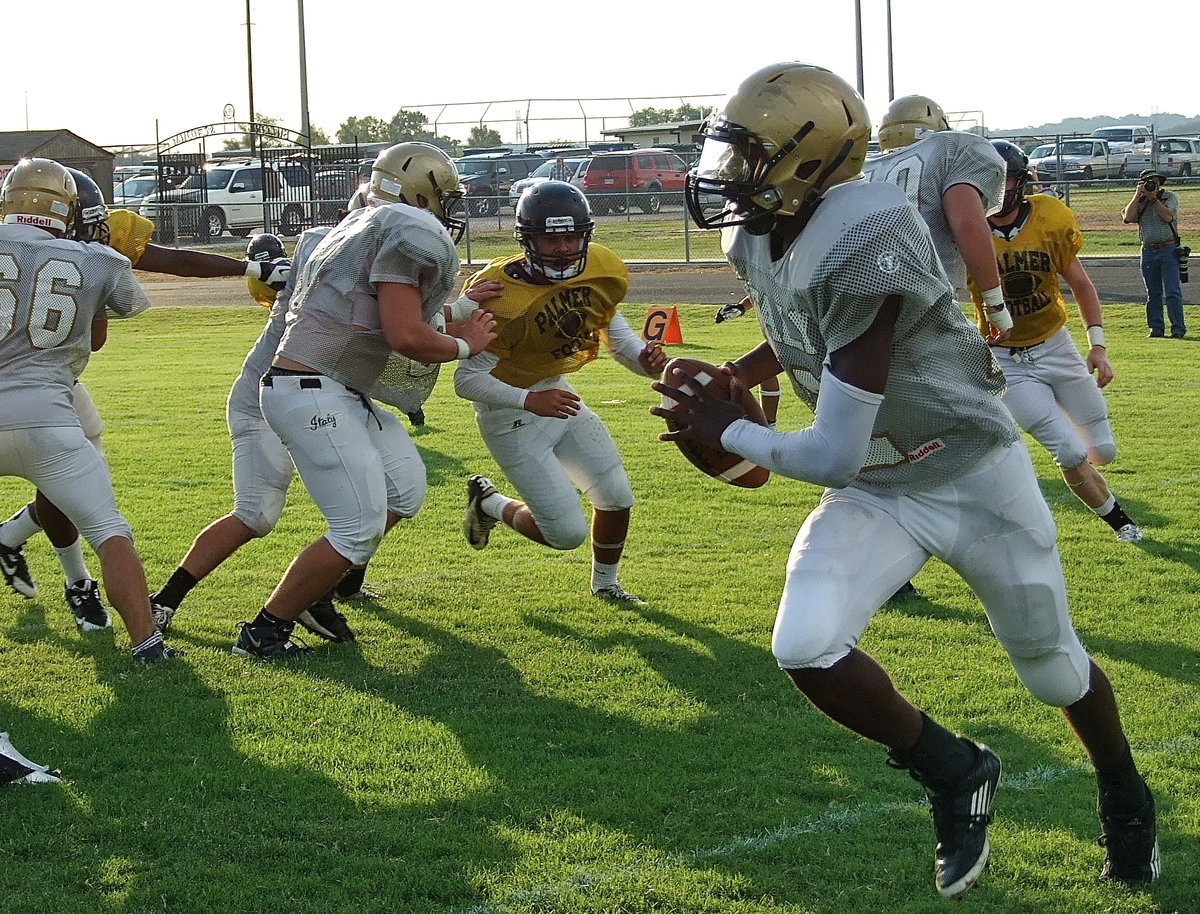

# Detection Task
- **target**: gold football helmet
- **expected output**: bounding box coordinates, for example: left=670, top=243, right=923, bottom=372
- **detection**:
left=877, top=95, right=950, bottom=151
left=369, top=142, right=466, bottom=242
left=1, top=158, right=78, bottom=234
left=685, top=62, right=871, bottom=234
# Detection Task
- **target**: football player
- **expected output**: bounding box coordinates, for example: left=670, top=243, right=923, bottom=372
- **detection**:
left=456, top=181, right=668, bottom=604
left=0, top=170, right=291, bottom=630
left=150, top=219, right=498, bottom=641
left=234, top=142, right=497, bottom=659
left=0, top=159, right=177, bottom=662
left=970, top=142, right=1142, bottom=543
left=665, top=63, right=1159, bottom=896
left=863, top=95, right=1013, bottom=601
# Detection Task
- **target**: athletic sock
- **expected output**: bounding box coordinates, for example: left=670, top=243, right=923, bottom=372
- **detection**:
left=0, top=503, right=41, bottom=547
left=1095, top=496, right=1136, bottom=532
left=591, top=560, right=620, bottom=592
left=481, top=492, right=517, bottom=521
left=154, top=567, right=198, bottom=610
left=253, top=607, right=292, bottom=630
left=53, top=538, right=91, bottom=586
left=888, top=713, right=977, bottom=788
left=1096, top=740, right=1149, bottom=814
left=335, top=566, right=366, bottom=599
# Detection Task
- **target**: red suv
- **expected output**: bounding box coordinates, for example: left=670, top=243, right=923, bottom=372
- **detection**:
left=582, top=149, right=688, bottom=214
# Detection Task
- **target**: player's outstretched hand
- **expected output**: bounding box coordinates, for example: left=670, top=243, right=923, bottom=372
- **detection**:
left=650, top=367, right=747, bottom=449
left=466, top=279, right=504, bottom=305
left=258, top=258, right=291, bottom=291
left=525, top=388, right=582, bottom=419
left=714, top=301, right=745, bottom=323
left=450, top=308, right=498, bottom=356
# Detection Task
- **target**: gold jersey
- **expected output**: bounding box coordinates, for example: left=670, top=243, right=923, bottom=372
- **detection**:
left=463, top=243, right=629, bottom=389
left=105, top=209, right=155, bottom=267
left=969, top=194, right=1082, bottom=347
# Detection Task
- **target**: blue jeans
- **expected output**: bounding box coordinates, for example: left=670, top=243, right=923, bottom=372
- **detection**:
left=1140, top=244, right=1185, bottom=336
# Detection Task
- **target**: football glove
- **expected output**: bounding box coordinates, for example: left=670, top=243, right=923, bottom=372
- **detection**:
left=247, top=258, right=291, bottom=291
left=714, top=302, right=746, bottom=323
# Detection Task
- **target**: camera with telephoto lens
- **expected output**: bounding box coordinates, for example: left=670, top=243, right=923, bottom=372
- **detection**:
left=1144, top=179, right=1159, bottom=192
left=1177, top=245, right=1190, bottom=283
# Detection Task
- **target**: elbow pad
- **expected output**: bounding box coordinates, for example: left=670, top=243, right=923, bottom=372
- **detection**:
left=721, top=370, right=883, bottom=488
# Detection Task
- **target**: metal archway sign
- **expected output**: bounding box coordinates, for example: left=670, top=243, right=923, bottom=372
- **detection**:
left=155, top=121, right=307, bottom=154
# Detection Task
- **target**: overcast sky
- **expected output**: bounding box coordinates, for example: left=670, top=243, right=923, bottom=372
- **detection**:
left=6, top=1, right=1198, bottom=152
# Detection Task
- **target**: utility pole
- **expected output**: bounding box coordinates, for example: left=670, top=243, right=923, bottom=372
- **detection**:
left=245, top=0, right=257, bottom=157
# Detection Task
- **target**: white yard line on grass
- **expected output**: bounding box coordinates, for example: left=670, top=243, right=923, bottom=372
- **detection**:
left=449, top=737, right=1191, bottom=914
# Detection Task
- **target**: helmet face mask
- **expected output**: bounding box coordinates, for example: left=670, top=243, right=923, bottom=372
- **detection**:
left=685, top=63, right=870, bottom=236
left=368, top=142, right=466, bottom=243
left=1, top=158, right=78, bottom=234
left=514, top=181, right=594, bottom=281
left=66, top=168, right=110, bottom=244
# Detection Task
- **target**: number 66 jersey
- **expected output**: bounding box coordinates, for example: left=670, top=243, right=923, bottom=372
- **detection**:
left=0, top=223, right=150, bottom=431
left=723, top=178, right=1018, bottom=494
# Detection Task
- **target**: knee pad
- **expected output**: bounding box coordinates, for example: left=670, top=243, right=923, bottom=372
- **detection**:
left=771, top=584, right=852, bottom=670
left=233, top=490, right=285, bottom=538
left=541, top=513, right=589, bottom=551
left=1009, top=644, right=1091, bottom=707
left=1087, top=441, right=1117, bottom=467
left=582, top=466, right=635, bottom=513
left=387, top=473, right=427, bottom=520
left=326, top=517, right=387, bottom=566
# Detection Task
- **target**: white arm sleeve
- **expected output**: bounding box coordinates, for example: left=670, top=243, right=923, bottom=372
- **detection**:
left=453, top=349, right=528, bottom=409
left=605, top=313, right=653, bottom=375
left=720, top=369, right=883, bottom=489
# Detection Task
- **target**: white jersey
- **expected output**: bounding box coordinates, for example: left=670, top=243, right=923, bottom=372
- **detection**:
left=0, top=224, right=150, bottom=431
left=275, top=203, right=459, bottom=395
left=862, top=131, right=1004, bottom=294
left=228, top=226, right=332, bottom=416
left=723, top=179, right=1017, bottom=493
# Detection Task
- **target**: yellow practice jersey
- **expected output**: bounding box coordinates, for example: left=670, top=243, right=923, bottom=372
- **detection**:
left=969, top=194, right=1082, bottom=347
left=105, top=209, right=156, bottom=267
left=462, top=243, right=629, bottom=388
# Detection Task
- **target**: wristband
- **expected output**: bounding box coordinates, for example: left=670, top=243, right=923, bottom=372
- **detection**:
left=243, top=261, right=260, bottom=279
left=981, top=286, right=1006, bottom=311
left=1086, top=325, right=1106, bottom=348
left=454, top=337, right=471, bottom=360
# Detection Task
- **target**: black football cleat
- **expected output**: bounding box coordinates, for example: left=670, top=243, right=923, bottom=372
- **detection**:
left=1099, top=785, right=1161, bottom=884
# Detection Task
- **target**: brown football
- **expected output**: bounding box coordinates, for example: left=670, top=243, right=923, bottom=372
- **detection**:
left=659, top=357, right=771, bottom=488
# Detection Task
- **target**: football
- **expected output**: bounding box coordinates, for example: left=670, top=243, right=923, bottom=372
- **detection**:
left=658, top=357, right=771, bottom=488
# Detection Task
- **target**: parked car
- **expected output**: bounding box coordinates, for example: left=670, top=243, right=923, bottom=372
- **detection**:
left=1088, top=125, right=1153, bottom=176
left=582, top=149, right=688, bottom=214
left=507, top=156, right=589, bottom=208
left=1153, top=137, right=1200, bottom=177
left=1028, top=139, right=1124, bottom=181
left=112, top=174, right=160, bottom=209
left=454, top=152, right=545, bottom=217
left=139, top=160, right=306, bottom=240
left=312, top=163, right=363, bottom=221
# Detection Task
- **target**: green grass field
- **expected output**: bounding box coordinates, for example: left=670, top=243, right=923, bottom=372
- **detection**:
left=1, top=303, right=1197, bottom=913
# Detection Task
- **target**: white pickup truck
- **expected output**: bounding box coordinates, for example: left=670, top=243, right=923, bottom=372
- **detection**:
left=1089, top=125, right=1153, bottom=176
left=1028, top=139, right=1124, bottom=181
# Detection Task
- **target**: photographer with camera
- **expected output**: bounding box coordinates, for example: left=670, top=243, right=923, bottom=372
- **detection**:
left=1123, top=169, right=1186, bottom=338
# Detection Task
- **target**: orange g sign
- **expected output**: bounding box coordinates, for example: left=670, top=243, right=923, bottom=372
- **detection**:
left=642, top=306, right=683, bottom=344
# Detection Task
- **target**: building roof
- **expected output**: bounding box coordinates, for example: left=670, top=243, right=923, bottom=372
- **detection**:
left=0, top=129, right=114, bottom=162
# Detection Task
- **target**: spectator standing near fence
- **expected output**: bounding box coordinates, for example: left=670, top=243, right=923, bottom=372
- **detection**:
left=1123, top=169, right=1185, bottom=338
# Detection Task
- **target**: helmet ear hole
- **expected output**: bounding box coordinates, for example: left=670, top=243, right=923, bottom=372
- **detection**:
left=794, top=160, right=821, bottom=181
